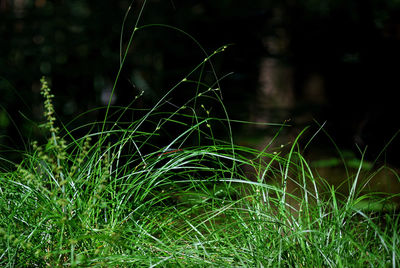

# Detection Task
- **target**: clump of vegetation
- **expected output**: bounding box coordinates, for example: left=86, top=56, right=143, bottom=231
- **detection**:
left=0, top=5, right=399, bottom=266
left=1, top=75, right=399, bottom=267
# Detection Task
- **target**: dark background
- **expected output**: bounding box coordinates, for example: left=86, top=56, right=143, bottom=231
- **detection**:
left=1, top=0, right=400, bottom=166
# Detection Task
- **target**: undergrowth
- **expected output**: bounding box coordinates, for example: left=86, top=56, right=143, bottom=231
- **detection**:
left=0, top=2, right=399, bottom=266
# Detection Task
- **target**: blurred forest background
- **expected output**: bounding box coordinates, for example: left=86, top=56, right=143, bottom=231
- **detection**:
left=1, top=0, right=400, bottom=167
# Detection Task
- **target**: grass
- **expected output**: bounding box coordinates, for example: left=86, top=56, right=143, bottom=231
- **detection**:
left=1, top=3, right=399, bottom=266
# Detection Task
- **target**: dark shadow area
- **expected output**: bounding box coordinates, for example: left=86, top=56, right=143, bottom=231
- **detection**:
left=1, top=0, right=400, bottom=167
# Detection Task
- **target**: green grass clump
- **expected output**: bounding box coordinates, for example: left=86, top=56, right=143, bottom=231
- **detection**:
left=0, top=77, right=398, bottom=267
left=1, top=4, right=399, bottom=266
